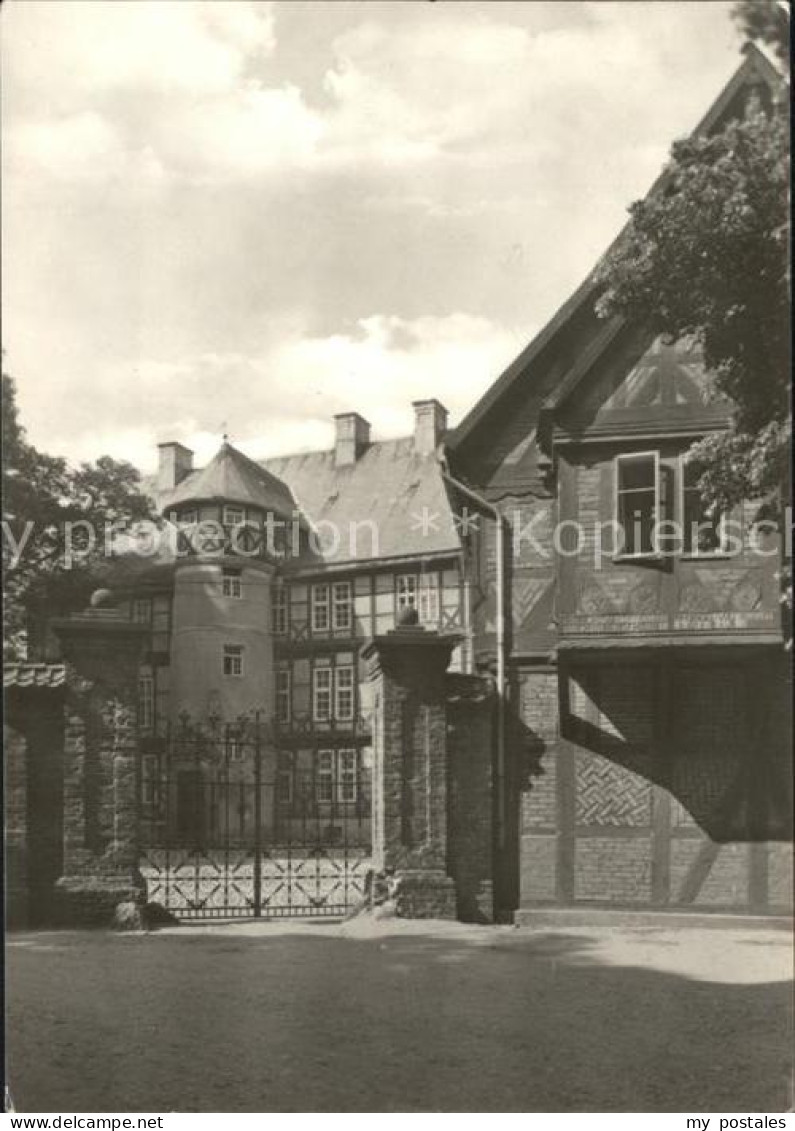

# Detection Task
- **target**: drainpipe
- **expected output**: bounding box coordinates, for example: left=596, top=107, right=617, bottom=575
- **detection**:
left=440, top=469, right=507, bottom=851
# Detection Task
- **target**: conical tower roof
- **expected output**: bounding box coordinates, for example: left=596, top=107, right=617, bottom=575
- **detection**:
left=163, top=441, right=295, bottom=516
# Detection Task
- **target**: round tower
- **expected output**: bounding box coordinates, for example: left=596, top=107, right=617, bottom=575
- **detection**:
left=161, top=441, right=294, bottom=729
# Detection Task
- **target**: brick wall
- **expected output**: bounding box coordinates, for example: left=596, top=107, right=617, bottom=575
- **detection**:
left=517, top=655, right=792, bottom=914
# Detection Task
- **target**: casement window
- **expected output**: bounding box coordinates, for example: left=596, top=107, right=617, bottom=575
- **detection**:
left=275, top=669, right=291, bottom=724
left=277, top=752, right=294, bottom=805
left=418, top=574, right=440, bottom=626
left=138, top=674, right=154, bottom=732
left=316, top=748, right=358, bottom=804
left=396, top=574, right=417, bottom=615
left=272, top=586, right=288, bottom=635
left=223, top=644, right=244, bottom=677
left=132, top=598, right=152, bottom=625
left=223, top=505, right=245, bottom=527
left=615, top=452, right=661, bottom=558
left=312, top=664, right=354, bottom=722
left=332, top=581, right=353, bottom=631
left=312, top=585, right=330, bottom=632
left=222, top=567, right=242, bottom=599
left=397, top=573, right=439, bottom=625
left=313, top=667, right=333, bottom=721
left=334, top=665, right=355, bottom=722
left=681, top=458, right=727, bottom=556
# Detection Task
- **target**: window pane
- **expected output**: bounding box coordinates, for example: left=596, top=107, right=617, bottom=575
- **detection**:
left=618, top=490, right=656, bottom=555
left=619, top=456, right=656, bottom=491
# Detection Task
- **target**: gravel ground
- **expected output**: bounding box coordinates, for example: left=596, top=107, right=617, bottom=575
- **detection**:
left=6, top=917, right=793, bottom=1113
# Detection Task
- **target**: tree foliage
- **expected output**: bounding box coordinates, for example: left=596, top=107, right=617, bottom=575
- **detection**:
left=2, top=370, right=157, bottom=657
left=732, top=0, right=790, bottom=63
left=595, top=95, right=790, bottom=519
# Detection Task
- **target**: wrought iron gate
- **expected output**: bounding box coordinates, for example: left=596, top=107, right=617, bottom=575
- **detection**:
left=138, top=714, right=372, bottom=920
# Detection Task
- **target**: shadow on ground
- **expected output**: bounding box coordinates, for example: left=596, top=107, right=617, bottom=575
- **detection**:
left=6, top=921, right=793, bottom=1113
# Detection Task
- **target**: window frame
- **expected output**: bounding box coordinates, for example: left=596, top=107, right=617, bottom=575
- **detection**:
left=223, top=644, right=244, bottom=677
left=417, top=573, right=440, bottom=626
left=223, top=504, right=245, bottom=527
left=315, top=748, right=359, bottom=805
left=132, top=598, right=152, bottom=625
left=332, top=581, right=353, bottom=631
left=222, top=567, right=242, bottom=599
left=138, top=673, right=154, bottom=733
left=334, top=664, right=355, bottom=722
left=396, top=573, right=417, bottom=616
left=311, top=584, right=331, bottom=632
left=275, top=668, right=291, bottom=724
left=679, top=455, right=731, bottom=558
left=614, top=450, right=662, bottom=560
left=312, top=666, right=333, bottom=721
left=272, top=585, right=288, bottom=635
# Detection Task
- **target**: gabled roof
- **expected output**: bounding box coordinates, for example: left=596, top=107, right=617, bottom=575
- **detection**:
left=448, top=43, right=785, bottom=453
left=161, top=441, right=295, bottom=516
left=262, top=438, right=461, bottom=568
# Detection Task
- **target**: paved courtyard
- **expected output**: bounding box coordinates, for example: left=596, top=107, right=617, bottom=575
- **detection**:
left=6, top=917, right=793, bottom=1113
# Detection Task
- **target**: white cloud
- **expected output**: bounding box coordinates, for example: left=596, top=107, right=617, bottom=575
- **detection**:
left=30, top=313, right=519, bottom=471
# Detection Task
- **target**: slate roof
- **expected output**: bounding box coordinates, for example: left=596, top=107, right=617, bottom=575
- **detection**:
left=161, top=441, right=296, bottom=516
left=4, top=662, right=66, bottom=689
left=262, top=438, right=461, bottom=568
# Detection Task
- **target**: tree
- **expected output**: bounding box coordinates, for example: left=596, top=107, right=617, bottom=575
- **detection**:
left=732, top=0, right=790, bottom=63
left=2, top=369, right=157, bottom=658
left=595, top=96, right=790, bottom=521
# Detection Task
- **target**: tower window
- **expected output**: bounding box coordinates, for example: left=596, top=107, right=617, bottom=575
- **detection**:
left=223, top=644, right=244, bottom=677
left=178, top=510, right=197, bottom=528
left=222, top=568, right=242, bottom=599
left=223, top=505, right=245, bottom=527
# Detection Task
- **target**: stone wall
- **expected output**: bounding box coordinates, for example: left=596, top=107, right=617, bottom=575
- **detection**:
left=447, top=675, right=495, bottom=921
left=4, top=721, right=28, bottom=927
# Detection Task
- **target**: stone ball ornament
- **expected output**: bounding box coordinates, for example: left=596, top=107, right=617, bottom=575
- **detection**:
left=89, top=588, right=116, bottom=609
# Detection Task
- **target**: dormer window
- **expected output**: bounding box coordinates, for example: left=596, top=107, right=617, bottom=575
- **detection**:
left=223, top=505, right=245, bottom=527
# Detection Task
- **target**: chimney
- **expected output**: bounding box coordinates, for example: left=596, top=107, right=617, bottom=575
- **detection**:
left=157, top=442, right=194, bottom=492
left=334, top=413, right=371, bottom=467
left=412, top=399, right=448, bottom=456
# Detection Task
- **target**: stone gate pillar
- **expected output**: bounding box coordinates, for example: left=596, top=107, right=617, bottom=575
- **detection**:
left=361, top=619, right=461, bottom=918
left=52, top=598, right=148, bottom=925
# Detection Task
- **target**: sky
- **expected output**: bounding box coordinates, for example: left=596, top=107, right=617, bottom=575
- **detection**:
left=2, top=0, right=743, bottom=473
